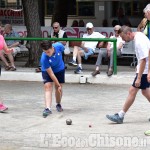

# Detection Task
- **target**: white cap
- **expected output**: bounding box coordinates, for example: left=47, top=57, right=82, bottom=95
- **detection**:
left=86, top=22, right=94, bottom=28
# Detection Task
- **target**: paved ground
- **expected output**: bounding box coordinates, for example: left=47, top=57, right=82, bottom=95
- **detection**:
left=0, top=81, right=150, bottom=150
left=0, top=58, right=136, bottom=84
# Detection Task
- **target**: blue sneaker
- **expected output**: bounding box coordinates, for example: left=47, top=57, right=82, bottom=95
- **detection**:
left=74, top=67, right=82, bottom=74
left=43, top=108, right=52, bottom=118
left=106, top=113, right=124, bottom=124
left=56, top=104, right=63, bottom=112
left=68, top=60, right=77, bottom=67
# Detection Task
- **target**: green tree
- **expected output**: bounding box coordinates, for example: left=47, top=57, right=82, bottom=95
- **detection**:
left=22, top=0, right=42, bottom=67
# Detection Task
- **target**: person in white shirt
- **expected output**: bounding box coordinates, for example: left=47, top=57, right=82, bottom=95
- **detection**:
left=144, top=4, right=150, bottom=82
left=106, top=26, right=150, bottom=124
left=68, top=22, right=105, bottom=74
left=92, top=25, right=125, bottom=76
left=143, top=3, right=150, bottom=136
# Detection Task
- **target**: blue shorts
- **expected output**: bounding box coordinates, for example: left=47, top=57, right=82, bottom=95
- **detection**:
left=132, top=74, right=150, bottom=89
left=80, top=47, right=94, bottom=60
left=42, top=69, right=65, bottom=84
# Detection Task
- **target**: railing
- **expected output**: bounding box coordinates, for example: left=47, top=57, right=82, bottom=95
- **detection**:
left=5, top=37, right=117, bottom=74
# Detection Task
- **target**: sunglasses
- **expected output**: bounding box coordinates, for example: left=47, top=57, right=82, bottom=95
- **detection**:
left=53, top=27, right=58, bottom=29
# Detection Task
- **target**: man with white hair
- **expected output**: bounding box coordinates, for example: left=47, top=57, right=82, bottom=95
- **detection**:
left=92, top=25, right=124, bottom=76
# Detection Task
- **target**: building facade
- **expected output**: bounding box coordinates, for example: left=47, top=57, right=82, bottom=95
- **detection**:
left=0, top=0, right=149, bottom=27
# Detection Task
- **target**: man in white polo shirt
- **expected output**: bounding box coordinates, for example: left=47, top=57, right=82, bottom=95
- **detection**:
left=68, top=22, right=105, bottom=74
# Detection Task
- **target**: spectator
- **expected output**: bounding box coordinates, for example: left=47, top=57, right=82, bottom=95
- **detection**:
left=79, top=20, right=85, bottom=27
left=50, top=22, right=69, bottom=66
left=106, top=26, right=150, bottom=124
left=0, top=34, right=13, bottom=112
left=0, top=24, right=20, bottom=71
left=92, top=25, right=125, bottom=77
left=71, top=20, right=79, bottom=27
left=35, top=22, right=69, bottom=72
left=117, top=7, right=132, bottom=27
left=137, top=17, right=147, bottom=32
left=68, top=22, right=105, bottom=74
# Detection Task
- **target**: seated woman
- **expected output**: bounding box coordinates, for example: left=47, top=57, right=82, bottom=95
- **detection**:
left=92, top=25, right=125, bottom=77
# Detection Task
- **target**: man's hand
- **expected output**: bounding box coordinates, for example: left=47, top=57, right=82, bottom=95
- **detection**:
left=147, top=72, right=150, bottom=83
left=135, top=78, right=141, bottom=87
left=83, top=47, right=88, bottom=53
left=4, top=48, right=13, bottom=54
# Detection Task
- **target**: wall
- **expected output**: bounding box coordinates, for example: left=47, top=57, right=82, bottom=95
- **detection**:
left=45, top=1, right=142, bottom=28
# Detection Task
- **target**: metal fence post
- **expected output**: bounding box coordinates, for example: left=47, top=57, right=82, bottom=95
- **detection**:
left=113, top=40, right=117, bottom=75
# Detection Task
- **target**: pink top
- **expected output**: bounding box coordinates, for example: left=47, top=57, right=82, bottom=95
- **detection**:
left=0, top=35, right=4, bottom=50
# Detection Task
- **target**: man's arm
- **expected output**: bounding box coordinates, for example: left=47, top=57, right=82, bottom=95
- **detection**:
left=3, top=39, right=13, bottom=54
left=8, top=41, right=20, bottom=48
left=147, top=50, right=150, bottom=82
left=60, top=31, right=68, bottom=45
left=8, top=31, right=20, bottom=48
left=118, top=42, right=123, bottom=50
left=46, top=68, right=62, bottom=93
left=80, top=42, right=89, bottom=52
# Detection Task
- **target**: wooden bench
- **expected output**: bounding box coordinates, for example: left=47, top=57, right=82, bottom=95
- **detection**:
left=64, top=41, right=107, bottom=62
left=64, top=41, right=136, bottom=67
left=14, top=44, right=29, bottom=60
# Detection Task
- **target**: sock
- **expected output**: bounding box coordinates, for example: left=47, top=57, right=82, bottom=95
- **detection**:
left=78, top=64, right=82, bottom=69
left=118, top=110, right=125, bottom=118
left=73, top=57, right=76, bottom=61
left=96, top=66, right=99, bottom=71
left=47, top=107, right=51, bottom=111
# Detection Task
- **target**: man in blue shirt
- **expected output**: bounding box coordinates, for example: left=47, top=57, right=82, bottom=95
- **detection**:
left=40, top=41, right=65, bottom=118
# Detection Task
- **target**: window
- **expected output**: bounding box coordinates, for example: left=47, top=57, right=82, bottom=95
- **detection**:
left=112, top=1, right=150, bottom=17
left=0, top=0, right=5, bottom=8
left=0, top=0, right=22, bottom=9
left=45, top=0, right=94, bottom=17
left=45, top=0, right=54, bottom=16
left=78, top=2, right=94, bottom=16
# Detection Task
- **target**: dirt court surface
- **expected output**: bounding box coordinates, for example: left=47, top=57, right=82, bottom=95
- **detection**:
left=0, top=81, right=150, bottom=150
